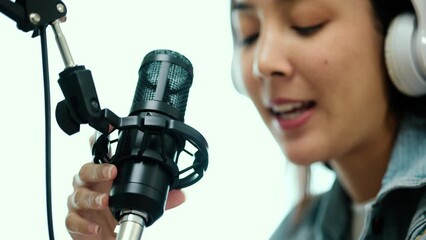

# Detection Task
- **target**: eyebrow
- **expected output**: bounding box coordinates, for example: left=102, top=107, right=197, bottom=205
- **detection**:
left=231, top=0, right=296, bottom=12
left=231, top=1, right=253, bottom=12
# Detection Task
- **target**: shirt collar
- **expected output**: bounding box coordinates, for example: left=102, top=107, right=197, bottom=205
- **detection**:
left=378, top=113, right=426, bottom=201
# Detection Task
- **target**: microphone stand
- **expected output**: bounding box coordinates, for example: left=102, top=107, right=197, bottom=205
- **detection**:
left=0, top=0, right=111, bottom=135
left=0, top=0, right=67, bottom=33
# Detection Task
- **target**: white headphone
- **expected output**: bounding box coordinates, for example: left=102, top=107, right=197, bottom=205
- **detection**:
left=233, top=0, right=426, bottom=96
left=385, top=0, right=426, bottom=96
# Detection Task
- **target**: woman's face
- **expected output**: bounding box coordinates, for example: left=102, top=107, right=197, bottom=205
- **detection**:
left=231, top=0, right=394, bottom=165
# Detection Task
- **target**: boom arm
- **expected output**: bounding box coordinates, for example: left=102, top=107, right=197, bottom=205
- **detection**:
left=0, top=0, right=67, bottom=33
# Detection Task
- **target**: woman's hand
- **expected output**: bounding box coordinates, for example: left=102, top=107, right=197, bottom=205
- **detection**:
left=65, top=162, right=186, bottom=240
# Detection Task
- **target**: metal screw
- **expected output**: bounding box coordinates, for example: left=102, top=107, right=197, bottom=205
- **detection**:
left=57, top=3, right=65, bottom=13
left=91, top=100, right=100, bottom=111
left=29, top=13, right=41, bottom=25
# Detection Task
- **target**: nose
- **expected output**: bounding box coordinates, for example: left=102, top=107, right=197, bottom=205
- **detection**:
left=253, top=29, right=294, bottom=80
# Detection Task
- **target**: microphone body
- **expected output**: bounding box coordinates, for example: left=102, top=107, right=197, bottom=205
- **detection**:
left=104, top=49, right=203, bottom=240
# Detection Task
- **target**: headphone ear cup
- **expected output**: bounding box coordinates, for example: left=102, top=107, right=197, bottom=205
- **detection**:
left=385, top=13, right=426, bottom=96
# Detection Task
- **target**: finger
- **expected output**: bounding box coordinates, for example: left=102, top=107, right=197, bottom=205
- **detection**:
left=74, top=163, right=116, bottom=187
left=65, top=212, right=101, bottom=236
left=68, top=188, right=108, bottom=210
left=165, top=189, right=186, bottom=210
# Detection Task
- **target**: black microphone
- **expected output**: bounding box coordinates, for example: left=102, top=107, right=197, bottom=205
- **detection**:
left=93, top=49, right=209, bottom=240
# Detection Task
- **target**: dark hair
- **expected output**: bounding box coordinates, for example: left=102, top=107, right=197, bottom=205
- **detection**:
left=372, top=0, right=426, bottom=117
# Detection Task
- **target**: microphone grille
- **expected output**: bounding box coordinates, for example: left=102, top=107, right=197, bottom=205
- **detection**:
left=134, top=49, right=193, bottom=114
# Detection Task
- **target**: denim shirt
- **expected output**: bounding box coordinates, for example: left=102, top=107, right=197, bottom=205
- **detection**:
left=271, top=113, right=426, bottom=240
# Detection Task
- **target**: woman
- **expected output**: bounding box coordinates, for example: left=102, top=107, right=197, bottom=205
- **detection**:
left=66, top=0, right=426, bottom=239
left=230, top=0, right=426, bottom=239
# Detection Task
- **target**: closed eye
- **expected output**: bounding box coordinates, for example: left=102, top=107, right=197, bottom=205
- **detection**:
left=292, top=22, right=325, bottom=36
left=240, top=33, right=259, bottom=46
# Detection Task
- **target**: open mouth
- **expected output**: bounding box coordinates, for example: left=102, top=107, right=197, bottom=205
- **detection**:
left=270, top=101, right=316, bottom=120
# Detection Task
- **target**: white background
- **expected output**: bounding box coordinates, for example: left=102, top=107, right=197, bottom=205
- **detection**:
left=0, top=1, right=334, bottom=239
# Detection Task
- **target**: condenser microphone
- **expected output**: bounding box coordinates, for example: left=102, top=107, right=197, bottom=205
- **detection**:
left=95, top=49, right=209, bottom=240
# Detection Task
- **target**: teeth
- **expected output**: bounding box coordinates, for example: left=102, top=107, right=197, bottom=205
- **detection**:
left=271, top=102, right=304, bottom=113
left=280, top=110, right=303, bottom=119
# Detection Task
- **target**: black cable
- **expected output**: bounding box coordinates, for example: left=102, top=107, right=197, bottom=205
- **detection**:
left=39, top=25, right=55, bottom=240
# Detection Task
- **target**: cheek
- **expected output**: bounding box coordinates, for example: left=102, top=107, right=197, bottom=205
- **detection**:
left=238, top=50, right=260, bottom=100
left=232, top=49, right=272, bottom=122
left=302, top=32, right=381, bottom=104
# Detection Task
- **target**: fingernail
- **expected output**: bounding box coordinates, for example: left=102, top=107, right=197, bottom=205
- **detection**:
left=96, top=194, right=105, bottom=207
left=88, top=223, right=100, bottom=234
left=102, top=166, right=112, bottom=179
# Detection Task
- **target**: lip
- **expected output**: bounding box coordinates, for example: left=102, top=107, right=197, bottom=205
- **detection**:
left=269, top=99, right=315, bottom=130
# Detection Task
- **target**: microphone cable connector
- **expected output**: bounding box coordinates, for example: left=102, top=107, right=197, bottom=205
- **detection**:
left=115, top=209, right=148, bottom=240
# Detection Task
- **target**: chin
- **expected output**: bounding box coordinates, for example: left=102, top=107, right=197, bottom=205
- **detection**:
left=279, top=139, right=328, bottom=166
left=287, top=158, right=319, bottom=166
left=282, top=148, right=321, bottom=166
